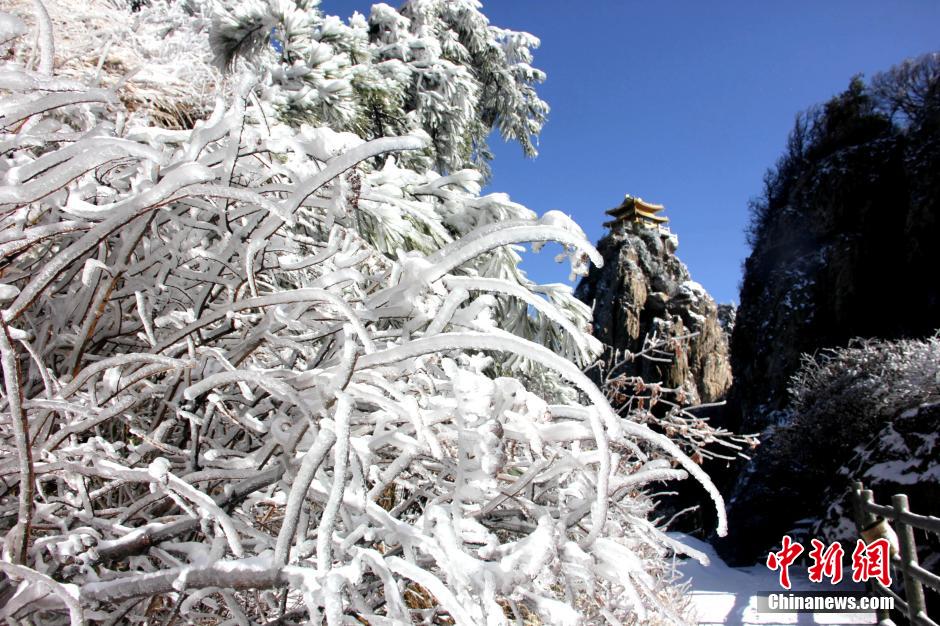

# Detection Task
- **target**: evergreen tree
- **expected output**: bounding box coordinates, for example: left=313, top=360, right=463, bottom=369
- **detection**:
left=210, top=0, right=549, bottom=177
left=207, top=0, right=594, bottom=387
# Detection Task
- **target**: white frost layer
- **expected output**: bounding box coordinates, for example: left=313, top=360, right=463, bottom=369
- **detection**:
left=0, top=13, right=27, bottom=44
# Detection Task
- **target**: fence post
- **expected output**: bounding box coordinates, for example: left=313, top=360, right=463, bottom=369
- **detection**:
left=852, top=482, right=877, bottom=528
left=892, top=494, right=926, bottom=624
left=851, top=482, right=894, bottom=625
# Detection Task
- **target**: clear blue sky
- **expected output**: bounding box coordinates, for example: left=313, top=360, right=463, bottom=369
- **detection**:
left=326, top=1, right=940, bottom=303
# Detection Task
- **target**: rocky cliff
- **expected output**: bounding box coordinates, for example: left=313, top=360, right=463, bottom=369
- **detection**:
left=728, top=56, right=940, bottom=434
left=575, top=218, right=733, bottom=407
left=718, top=53, right=940, bottom=564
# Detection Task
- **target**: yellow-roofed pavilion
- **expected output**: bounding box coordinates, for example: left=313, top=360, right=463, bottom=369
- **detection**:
left=603, top=195, right=668, bottom=230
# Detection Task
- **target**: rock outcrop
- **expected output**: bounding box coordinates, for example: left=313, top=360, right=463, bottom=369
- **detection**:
left=575, top=220, right=732, bottom=406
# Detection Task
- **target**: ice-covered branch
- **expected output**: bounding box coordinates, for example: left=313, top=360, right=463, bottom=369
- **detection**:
left=0, top=16, right=723, bottom=623
left=0, top=318, right=33, bottom=565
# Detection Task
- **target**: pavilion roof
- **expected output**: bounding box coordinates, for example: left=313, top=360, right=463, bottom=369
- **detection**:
left=605, top=195, right=668, bottom=221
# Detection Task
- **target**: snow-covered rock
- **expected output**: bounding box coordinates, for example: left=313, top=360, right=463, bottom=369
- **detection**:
left=576, top=218, right=733, bottom=405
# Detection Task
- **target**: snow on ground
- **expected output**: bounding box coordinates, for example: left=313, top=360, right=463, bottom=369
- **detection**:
left=671, top=534, right=876, bottom=625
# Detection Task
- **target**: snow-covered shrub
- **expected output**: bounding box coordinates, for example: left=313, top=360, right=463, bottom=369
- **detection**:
left=4, top=0, right=221, bottom=129
left=591, top=343, right=757, bottom=468
left=0, top=3, right=726, bottom=624
left=777, top=337, right=940, bottom=604
left=788, top=335, right=940, bottom=463
left=787, top=336, right=940, bottom=539
left=203, top=0, right=586, bottom=387
left=725, top=334, right=940, bottom=561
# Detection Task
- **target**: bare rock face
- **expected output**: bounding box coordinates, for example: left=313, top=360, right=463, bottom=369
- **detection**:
left=575, top=223, right=732, bottom=405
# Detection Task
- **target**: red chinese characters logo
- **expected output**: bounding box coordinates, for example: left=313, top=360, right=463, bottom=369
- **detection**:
left=766, top=535, right=804, bottom=589
left=851, top=538, right=892, bottom=587
left=767, top=537, right=892, bottom=588
left=808, top=538, right=844, bottom=584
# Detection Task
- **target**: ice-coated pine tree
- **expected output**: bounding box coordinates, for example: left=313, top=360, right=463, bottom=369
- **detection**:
left=208, top=0, right=597, bottom=392
left=0, top=1, right=738, bottom=623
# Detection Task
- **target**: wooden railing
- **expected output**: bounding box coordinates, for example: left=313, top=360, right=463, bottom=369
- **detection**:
left=851, top=481, right=940, bottom=626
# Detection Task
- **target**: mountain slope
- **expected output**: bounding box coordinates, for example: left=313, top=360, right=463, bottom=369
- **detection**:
left=719, top=53, right=940, bottom=564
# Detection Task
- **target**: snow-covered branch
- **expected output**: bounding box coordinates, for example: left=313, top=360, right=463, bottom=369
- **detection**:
left=0, top=4, right=725, bottom=624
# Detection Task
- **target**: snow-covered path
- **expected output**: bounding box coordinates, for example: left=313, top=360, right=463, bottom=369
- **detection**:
left=672, top=534, right=876, bottom=625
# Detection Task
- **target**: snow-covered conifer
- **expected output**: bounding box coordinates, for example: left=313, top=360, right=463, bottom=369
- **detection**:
left=0, top=2, right=730, bottom=624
